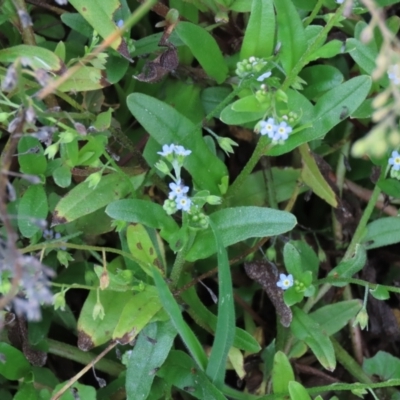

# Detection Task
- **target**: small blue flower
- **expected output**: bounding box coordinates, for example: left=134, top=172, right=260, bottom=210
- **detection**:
left=168, top=180, right=189, bottom=199
left=388, top=65, right=400, bottom=85
left=176, top=196, right=192, bottom=212
left=174, top=145, right=191, bottom=156
left=277, top=273, right=293, bottom=290
left=157, top=144, right=176, bottom=157
left=257, top=71, right=272, bottom=82
left=389, top=150, right=400, bottom=171
left=260, top=118, right=277, bottom=138
left=43, top=229, right=54, bottom=240
left=116, top=19, right=124, bottom=28
left=54, top=232, right=67, bottom=250
left=273, top=121, right=292, bottom=141
left=336, top=0, right=344, bottom=3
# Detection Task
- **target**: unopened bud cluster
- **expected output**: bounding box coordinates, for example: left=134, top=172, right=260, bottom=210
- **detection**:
left=236, top=56, right=268, bottom=79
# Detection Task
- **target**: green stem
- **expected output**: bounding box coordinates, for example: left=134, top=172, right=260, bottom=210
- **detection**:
left=226, top=136, right=270, bottom=200
left=169, top=232, right=196, bottom=289
left=281, top=3, right=345, bottom=91
left=303, top=0, right=325, bottom=27
left=342, top=168, right=385, bottom=261
left=331, top=337, right=373, bottom=383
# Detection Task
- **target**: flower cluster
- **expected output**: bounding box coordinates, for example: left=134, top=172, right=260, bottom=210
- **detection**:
left=235, top=57, right=269, bottom=79
left=277, top=273, right=293, bottom=290
left=258, top=117, right=293, bottom=142
left=388, top=64, right=400, bottom=85
left=156, top=144, right=193, bottom=214
left=389, top=150, right=400, bottom=180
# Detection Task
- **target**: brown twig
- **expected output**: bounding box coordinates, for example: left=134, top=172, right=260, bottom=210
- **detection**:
left=50, top=341, right=117, bottom=400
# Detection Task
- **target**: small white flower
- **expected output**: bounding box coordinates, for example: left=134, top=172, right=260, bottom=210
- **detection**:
left=388, top=65, right=400, bottom=85
left=168, top=180, right=189, bottom=199
left=260, top=118, right=276, bottom=137
left=389, top=150, right=400, bottom=171
left=175, top=196, right=192, bottom=212
left=157, top=144, right=175, bottom=157
left=257, top=71, right=272, bottom=82
left=277, top=273, right=293, bottom=290
left=174, top=145, right=191, bottom=156
left=273, top=121, right=292, bottom=141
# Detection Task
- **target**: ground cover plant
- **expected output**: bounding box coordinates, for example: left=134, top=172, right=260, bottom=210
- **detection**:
left=2, top=0, right=400, bottom=399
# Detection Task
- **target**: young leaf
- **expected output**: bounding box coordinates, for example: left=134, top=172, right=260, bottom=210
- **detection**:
left=127, top=93, right=228, bottom=194
left=186, top=206, right=297, bottom=261
left=0, top=343, right=31, bottom=380
left=299, top=143, right=338, bottom=208
left=272, top=351, right=294, bottom=394
left=291, top=307, right=336, bottom=371
left=157, top=350, right=226, bottom=399
left=106, top=199, right=179, bottom=240
left=153, top=268, right=208, bottom=370
left=18, top=137, right=47, bottom=176
left=53, top=173, right=132, bottom=225
left=289, top=381, right=312, bottom=400
left=240, top=0, right=275, bottom=60
left=126, top=321, right=177, bottom=400
left=274, top=0, right=307, bottom=74
left=175, top=22, right=228, bottom=84
left=18, top=185, right=48, bottom=238
left=205, top=220, right=235, bottom=386
left=362, top=217, right=400, bottom=249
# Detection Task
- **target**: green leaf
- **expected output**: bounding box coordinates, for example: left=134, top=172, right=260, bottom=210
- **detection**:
left=283, top=242, right=303, bottom=277
left=272, top=351, right=294, bottom=394
left=58, top=66, right=110, bottom=92
left=267, top=76, right=372, bottom=156
left=291, top=307, right=336, bottom=371
left=378, top=178, right=400, bottom=198
left=61, top=12, right=93, bottom=37
left=18, top=136, right=47, bottom=176
left=127, top=93, right=228, bottom=194
left=205, top=221, right=235, bottom=386
left=68, top=0, right=131, bottom=60
left=328, top=244, right=366, bottom=286
left=309, top=300, right=362, bottom=336
left=0, top=343, right=31, bottom=380
left=0, top=44, right=64, bottom=72
left=289, top=381, right=312, bottom=400
left=274, top=0, right=307, bottom=74
left=180, top=276, right=261, bottom=352
left=126, top=321, right=177, bottom=400
left=186, top=206, right=297, bottom=261
left=18, top=185, right=48, bottom=238
left=52, top=165, right=72, bottom=188
left=175, top=22, right=228, bottom=84
left=231, top=96, right=269, bottom=113
left=240, top=0, right=275, bottom=59
left=157, top=350, right=226, bottom=399
left=201, top=86, right=232, bottom=117
left=220, top=105, right=265, bottom=125
left=53, top=173, right=132, bottom=225
left=362, top=217, right=400, bottom=249
left=106, top=199, right=179, bottom=240
left=299, top=143, right=338, bottom=208
left=300, top=65, right=344, bottom=101
left=370, top=285, right=390, bottom=300
left=113, top=286, right=163, bottom=343
left=13, top=384, right=40, bottom=400
left=126, top=224, right=166, bottom=277
left=153, top=268, right=208, bottom=370
left=306, top=40, right=343, bottom=62
left=77, top=290, right=133, bottom=350
left=363, top=351, right=400, bottom=380
left=52, top=382, right=96, bottom=400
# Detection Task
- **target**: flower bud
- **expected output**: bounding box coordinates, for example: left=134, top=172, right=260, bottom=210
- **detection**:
left=86, top=171, right=102, bottom=189
left=59, top=130, right=76, bottom=144
left=92, top=302, right=105, bottom=320
left=44, top=143, right=59, bottom=159
left=53, top=291, right=66, bottom=311
left=217, top=137, right=238, bottom=156
left=100, top=270, right=109, bottom=290
left=155, top=160, right=171, bottom=175
left=206, top=195, right=222, bottom=205
left=353, top=307, right=368, bottom=330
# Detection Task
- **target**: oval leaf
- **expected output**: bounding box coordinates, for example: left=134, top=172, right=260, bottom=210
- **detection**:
left=175, top=21, right=228, bottom=84
left=362, top=217, right=400, bottom=249
left=52, top=173, right=132, bottom=225
left=186, top=206, right=297, bottom=261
